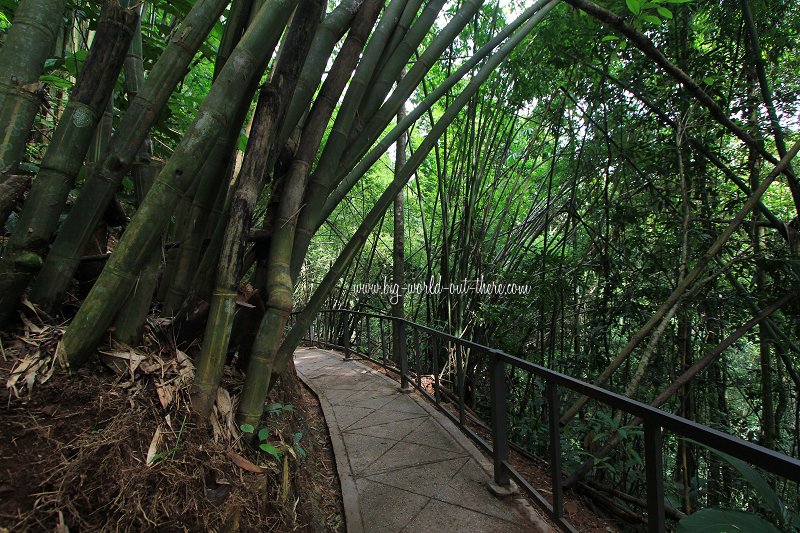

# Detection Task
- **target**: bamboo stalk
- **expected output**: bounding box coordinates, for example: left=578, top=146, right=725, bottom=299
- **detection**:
left=0, top=0, right=67, bottom=179
left=0, top=1, right=139, bottom=324
left=161, top=0, right=264, bottom=314
left=193, top=0, right=325, bottom=421
left=278, top=0, right=364, bottom=146
left=29, top=0, right=231, bottom=313
left=61, top=0, right=299, bottom=368
left=236, top=0, right=383, bottom=427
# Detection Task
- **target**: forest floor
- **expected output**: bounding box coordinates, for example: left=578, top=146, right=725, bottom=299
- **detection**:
left=0, top=313, right=344, bottom=532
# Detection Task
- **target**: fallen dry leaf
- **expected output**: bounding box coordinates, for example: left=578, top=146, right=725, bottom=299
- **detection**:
left=156, top=384, right=174, bottom=409
left=227, top=450, right=266, bottom=474
left=146, top=426, right=163, bottom=466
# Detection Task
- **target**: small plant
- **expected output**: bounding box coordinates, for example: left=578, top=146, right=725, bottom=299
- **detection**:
left=240, top=413, right=308, bottom=503
left=239, top=402, right=306, bottom=462
left=150, top=415, right=188, bottom=465
left=240, top=423, right=282, bottom=461
left=677, top=441, right=798, bottom=532
left=265, top=402, right=294, bottom=415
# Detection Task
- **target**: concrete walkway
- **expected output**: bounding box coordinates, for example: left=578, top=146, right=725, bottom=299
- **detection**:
left=295, top=347, right=545, bottom=533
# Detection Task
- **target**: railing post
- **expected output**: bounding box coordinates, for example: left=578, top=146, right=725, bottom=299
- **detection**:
left=343, top=311, right=351, bottom=360
left=547, top=381, right=564, bottom=520
left=432, top=336, right=441, bottom=405
left=644, top=420, right=666, bottom=533
left=366, top=315, right=371, bottom=355
left=413, top=328, right=422, bottom=390
left=456, top=345, right=466, bottom=426
left=488, top=349, right=510, bottom=491
left=398, top=320, right=410, bottom=391
left=379, top=318, right=387, bottom=367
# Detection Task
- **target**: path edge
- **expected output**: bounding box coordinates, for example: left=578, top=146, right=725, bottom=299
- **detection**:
left=295, top=353, right=365, bottom=533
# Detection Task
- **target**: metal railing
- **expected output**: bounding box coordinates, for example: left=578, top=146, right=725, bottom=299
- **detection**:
left=294, top=309, right=800, bottom=533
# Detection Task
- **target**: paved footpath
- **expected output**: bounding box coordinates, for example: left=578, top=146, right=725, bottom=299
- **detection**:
left=295, top=347, right=549, bottom=533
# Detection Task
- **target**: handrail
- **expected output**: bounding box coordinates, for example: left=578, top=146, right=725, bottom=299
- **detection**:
left=294, top=308, right=800, bottom=533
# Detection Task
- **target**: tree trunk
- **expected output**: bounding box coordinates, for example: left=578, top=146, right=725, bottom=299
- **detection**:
left=391, top=99, right=407, bottom=365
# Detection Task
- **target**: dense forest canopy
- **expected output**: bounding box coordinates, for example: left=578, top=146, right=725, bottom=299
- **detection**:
left=1, top=0, right=799, bottom=530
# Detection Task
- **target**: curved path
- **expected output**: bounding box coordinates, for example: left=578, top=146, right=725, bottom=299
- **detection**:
left=295, top=347, right=549, bottom=533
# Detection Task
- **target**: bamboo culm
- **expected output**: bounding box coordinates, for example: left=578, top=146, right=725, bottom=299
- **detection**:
left=0, top=2, right=139, bottom=325
left=60, top=0, right=299, bottom=368
left=29, top=0, right=231, bottom=313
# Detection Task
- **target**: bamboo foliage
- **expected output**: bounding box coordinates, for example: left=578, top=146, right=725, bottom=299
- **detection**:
left=315, top=0, right=553, bottom=232
left=272, top=0, right=560, bottom=399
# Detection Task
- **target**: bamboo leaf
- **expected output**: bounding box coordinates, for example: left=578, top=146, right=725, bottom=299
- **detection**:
left=625, top=0, right=641, bottom=15
left=656, top=6, right=673, bottom=18
left=642, top=14, right=662, bottom=25
left=259, top=443, right=282, bottom=461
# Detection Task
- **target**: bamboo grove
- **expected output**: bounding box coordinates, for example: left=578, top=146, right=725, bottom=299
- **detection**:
left=1, top=0, right=799, bottom=524
left=301, top=0, right=800, bottom=520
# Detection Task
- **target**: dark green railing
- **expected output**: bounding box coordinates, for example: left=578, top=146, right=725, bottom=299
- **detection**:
left=294, top=308, right=800, bottom=533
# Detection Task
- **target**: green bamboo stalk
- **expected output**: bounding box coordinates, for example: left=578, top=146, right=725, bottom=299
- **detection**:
left=292, top=0, right=488, bottom=276
left=237, top=0, right=384, bottom=427
left=290, top=0, right=539, bottom=276
left=161, top=0, right=261, bottom=312
left=277, top=0, right=364, bottom=146
left=109, top=168, right=161, bottom=345
left=372, top=0, right=425, bottom=73
left=287, top=0, right=407, bottom=202
left=0, top=2, right=139, bottom=325
left=61, top=0, right=298, bottom=369
left=112, top=9, right=161, bottom=346
left=273, top=1, right=559, bottom=382
left=193, top=0, right=325, bottom=420
left=0, top=0, right=67, bottom=179
left=216, top=0, right=256, bottom=78
left=160, top=135, right=240, bottom=314
left=357, top=0, right=438, bottom=121
left=30, top=0, right=231, bottom=313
